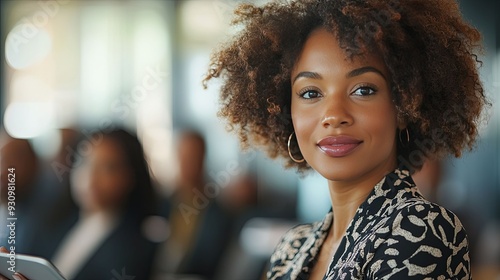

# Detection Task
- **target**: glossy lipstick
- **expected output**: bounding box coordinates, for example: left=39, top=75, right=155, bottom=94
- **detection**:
left=317, top=136, right=362, bottom=157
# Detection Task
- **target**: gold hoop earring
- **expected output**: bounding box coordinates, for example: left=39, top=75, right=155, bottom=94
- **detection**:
left=399, top=128, right=410, bottom=147
left=287, top=132, right=305, bottom=163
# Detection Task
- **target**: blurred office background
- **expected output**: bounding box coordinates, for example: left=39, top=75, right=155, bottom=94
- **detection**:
left=0, top=0, right=498, bottom=279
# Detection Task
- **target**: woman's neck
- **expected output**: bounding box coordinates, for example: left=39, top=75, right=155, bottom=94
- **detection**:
left=327, top=162, right=396, bottom=242
left=327, top=181, right=373, bottom=242
left=80, top=206, right=120, bottom=221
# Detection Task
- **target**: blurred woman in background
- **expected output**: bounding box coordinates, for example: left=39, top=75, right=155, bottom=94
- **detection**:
left=1, top=128, right=159, bottom=280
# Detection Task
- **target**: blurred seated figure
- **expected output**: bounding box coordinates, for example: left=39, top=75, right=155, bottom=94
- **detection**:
left=0, top=136, right=40, bottom=248
left=28, top=128, right=159, bottom=280
left=152, top=131, right=232, bottom=280
left=16, top=128, right=81, bottom=253
left=214, top=172, right=267, bottom=280
left=475, top=224, right=500, bottom=280
left=474, top=221, right=500, bottom=280
left=220, top=172, right=259, bottom=219
left=411, top=158, right=443, bottom=203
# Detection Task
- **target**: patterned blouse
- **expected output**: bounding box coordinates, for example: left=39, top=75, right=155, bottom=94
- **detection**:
left=267, top=168, right=471, bottom=280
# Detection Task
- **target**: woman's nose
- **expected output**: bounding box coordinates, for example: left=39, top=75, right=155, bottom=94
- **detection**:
left=321, top=95, right=354, bottom=128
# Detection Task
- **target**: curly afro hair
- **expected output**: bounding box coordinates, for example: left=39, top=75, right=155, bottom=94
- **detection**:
left=203, top=0, right=489, bottom=172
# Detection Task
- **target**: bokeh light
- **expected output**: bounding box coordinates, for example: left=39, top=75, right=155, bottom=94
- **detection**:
left=5, top=23, right=52, bottom=70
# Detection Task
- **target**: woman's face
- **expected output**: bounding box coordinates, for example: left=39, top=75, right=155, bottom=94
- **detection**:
left=71, top=137, right=134, bottom=212
left=291, top=28, right=402, bottom=184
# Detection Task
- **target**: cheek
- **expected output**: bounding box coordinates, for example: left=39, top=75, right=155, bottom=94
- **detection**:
left=70, top=167, right=93, bottom=206
left=291, top=102, right=318, bottom=152
left=359, top=102, right=398, bottom=147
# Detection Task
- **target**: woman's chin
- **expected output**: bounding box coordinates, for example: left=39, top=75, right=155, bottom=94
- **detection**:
left=313, top=167, right=360, bottom=183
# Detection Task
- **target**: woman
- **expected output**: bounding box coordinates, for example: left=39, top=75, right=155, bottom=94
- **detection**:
left=203, top=0, right=488, bottom=279
left=1, top=129, right=159, bottom=280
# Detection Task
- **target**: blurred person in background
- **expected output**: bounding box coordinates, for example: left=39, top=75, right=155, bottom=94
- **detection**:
left=152, top=130, right=232, bottom=280
left=0, top=136, right=40, bottom=250
left=474, top=221, right=500, bottom=279
left=215, top=171, right=271, bottom=280
left=16, top=128, right=81, bottom=254
left=412, top=159, right=443, bottom=203
left=1, top=128, right=160, bottom=280
left=220, top=172, right=259, bottom=231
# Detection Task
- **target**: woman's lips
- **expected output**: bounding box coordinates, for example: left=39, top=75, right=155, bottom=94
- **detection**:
left=317, top=136, right=363, bottom=157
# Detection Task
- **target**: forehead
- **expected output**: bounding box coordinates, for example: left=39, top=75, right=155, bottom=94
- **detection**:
left=292, top=27, right=387, bottom=77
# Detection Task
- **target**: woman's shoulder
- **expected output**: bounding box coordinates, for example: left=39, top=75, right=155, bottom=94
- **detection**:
left=270, top=219, right=327, bottom=261
left=282, top=221, right=319, bottom=240
left=271, top=221, right=318, bottom=256
left=391, top=197, right=466, bottom=235
left=380, top=195, right=469, bottom=248
left=267, top=221, right=321, bottom=279
left=366, top=198, right=471, bottom=279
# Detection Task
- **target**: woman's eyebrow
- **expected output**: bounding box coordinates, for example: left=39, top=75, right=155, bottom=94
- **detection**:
left=347, top=66, right=386, bottom=80
left=292, top=66, right=386, bottom=85
left=292, top=71, right=322, bottom=85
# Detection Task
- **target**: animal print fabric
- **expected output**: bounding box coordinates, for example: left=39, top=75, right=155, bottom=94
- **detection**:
left=267, top=168, right=471, bottom=280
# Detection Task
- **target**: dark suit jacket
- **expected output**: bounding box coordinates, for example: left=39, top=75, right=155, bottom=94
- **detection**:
left=176, top=200, right=233, bottom=280
left=26, top=212, right=158, bottom=280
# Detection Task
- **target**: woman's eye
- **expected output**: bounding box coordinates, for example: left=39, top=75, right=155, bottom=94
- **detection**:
left=300, top=90, right=321, bottom=99
left=352, top=86, right=377, bottom=96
